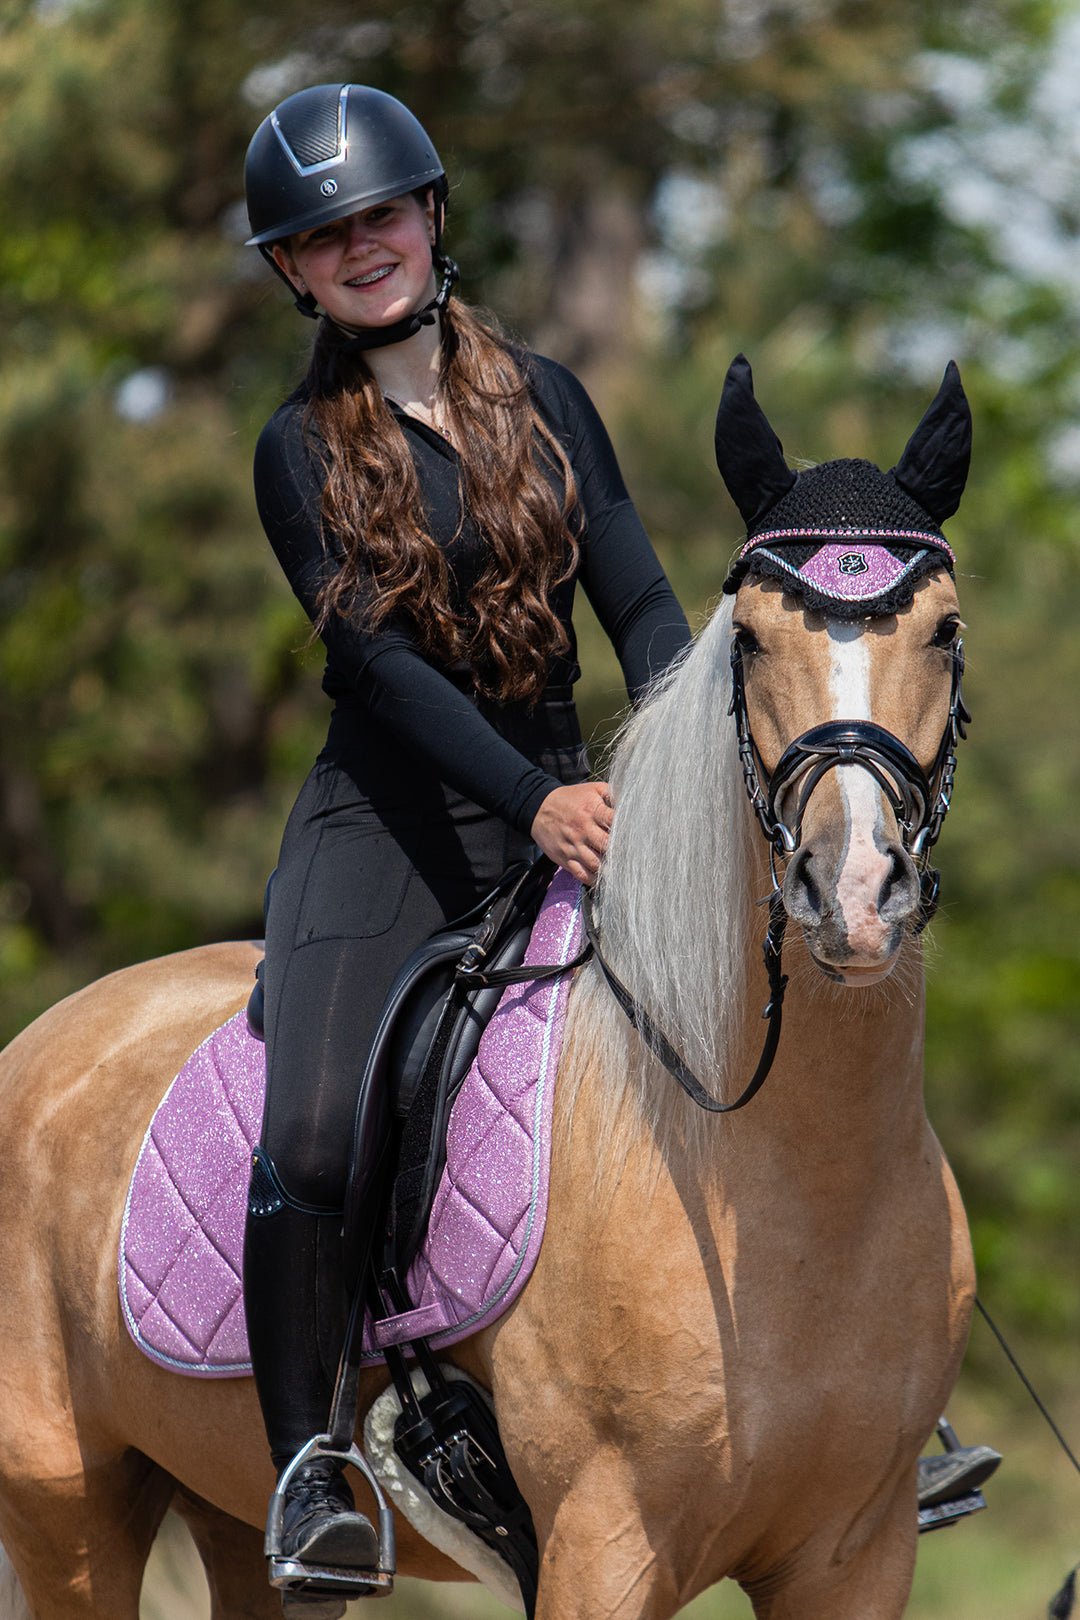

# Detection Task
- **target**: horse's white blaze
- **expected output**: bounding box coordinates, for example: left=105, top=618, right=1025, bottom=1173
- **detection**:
left=828, top=623, right=895, bottom=957
left=826, top=620, right=872, bottom=721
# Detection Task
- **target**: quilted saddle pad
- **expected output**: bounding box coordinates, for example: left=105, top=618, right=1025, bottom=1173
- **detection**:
left=119, top=869, right=583, bottom=1375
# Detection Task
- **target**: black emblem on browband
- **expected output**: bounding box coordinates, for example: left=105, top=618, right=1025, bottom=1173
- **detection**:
left=838, top=552, right=869, bottom=575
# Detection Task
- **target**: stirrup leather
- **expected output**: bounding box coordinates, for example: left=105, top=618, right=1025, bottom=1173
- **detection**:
left=265, top=1435, right=396, bottom=1599
left=385, top=1344, right=539, bottom=1617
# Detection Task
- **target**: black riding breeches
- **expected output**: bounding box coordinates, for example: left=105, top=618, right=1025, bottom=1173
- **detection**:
left=257, top=747, right=535, bottom=1211
left=244, top=703, right=583, bottom=1467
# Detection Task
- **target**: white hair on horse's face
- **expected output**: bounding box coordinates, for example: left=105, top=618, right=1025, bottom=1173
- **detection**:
left=561, top=594, right=758, bottom=1172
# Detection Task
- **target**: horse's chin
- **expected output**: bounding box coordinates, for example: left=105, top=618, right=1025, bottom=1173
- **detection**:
left=807, top=949, right=901, bottom=988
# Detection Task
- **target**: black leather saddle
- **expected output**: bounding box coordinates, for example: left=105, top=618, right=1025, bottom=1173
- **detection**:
left=246, top=855, right=588, bottom=1284
left=344, top=855, right=587, bottom=1286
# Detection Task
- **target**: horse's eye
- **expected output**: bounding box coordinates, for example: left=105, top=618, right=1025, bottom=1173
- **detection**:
left=931, top=617, right=961, bottom=648
left=734, top=624, right=761, bottom=656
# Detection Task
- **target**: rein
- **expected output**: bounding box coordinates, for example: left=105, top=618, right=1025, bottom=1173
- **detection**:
left=582, top=885, right=789, bottom=1115
left=584, top=632, right=969, bottom=1115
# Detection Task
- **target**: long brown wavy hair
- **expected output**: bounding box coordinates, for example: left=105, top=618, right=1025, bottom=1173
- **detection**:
left=302, top=298, right=580, bottom=705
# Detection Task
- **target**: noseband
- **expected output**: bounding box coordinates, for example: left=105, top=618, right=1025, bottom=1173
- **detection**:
left=729, top=634, right=970, bottom=928
left=583, top=629, right=969, bottom=1117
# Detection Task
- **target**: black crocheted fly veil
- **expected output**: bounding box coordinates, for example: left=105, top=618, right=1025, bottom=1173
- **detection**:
left=724, top=458, right=955, bottom=620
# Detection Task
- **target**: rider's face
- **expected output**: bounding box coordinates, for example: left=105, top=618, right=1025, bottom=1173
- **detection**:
left=273, top=191, right=437, bottom=329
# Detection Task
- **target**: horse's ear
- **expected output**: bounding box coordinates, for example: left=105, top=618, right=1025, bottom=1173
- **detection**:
left=890, top=360, right=972, bottom=523
left=715, top=354, right=797, bottom=529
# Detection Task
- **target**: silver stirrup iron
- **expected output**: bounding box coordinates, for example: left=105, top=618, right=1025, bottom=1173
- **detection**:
left=265, top=1434, right=396, bottom=1607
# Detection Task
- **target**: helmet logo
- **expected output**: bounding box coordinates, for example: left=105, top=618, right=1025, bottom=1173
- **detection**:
left=320, top=178, right=339, bottom=197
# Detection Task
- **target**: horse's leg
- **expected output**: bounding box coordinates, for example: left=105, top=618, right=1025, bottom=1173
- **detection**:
left=533, top=1504, right=677, bottom=1618
left=511, top=1441, right=681, bottom=1620
left=171, top=1488, right=279, bottom=1620
left=0, top=1448, right=174, bottom=1620
left=525, top=1451, right=919, bottom=1620
left=739, top=1486, right=917, bottom=1620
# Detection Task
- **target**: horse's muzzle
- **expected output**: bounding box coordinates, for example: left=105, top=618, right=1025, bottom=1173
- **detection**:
left=783, top=834, right=922, bottom=983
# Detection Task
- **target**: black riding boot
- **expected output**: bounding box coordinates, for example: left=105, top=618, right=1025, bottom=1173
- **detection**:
left=243, top=1159, right=378, bottom=1571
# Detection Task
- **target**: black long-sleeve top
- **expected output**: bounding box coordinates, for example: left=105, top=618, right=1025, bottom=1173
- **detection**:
left=254, top=351, right=690, bottom=834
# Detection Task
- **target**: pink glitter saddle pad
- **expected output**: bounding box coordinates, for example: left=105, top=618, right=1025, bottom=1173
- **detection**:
left=119, top=870, right=583, bottom=1376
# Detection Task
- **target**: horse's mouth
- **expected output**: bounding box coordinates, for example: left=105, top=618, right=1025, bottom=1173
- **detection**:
left=795, top=906, right=907, bottom=986
left=808, top=951, right=901, bottom=987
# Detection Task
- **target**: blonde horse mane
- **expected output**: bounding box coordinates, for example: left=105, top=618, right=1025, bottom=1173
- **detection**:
left=561, top=594, right=758, bottom=1169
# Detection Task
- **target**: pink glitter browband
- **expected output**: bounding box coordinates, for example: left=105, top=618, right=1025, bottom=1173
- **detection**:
left=737, top=535, right=956, bottom=608
left=739, top=527, right=955, bottom=561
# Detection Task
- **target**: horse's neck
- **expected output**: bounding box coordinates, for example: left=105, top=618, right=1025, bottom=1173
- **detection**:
left=563, top=951, right=927, bottom=1215
left=738, top=972, right=927, bottom=1196
left=596, top=882, right=928, bottom=1210
left=560, top=826, right=931, bottom=1226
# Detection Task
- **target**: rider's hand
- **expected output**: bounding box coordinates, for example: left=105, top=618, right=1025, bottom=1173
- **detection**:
left=530, top=782, right=614, bottom=887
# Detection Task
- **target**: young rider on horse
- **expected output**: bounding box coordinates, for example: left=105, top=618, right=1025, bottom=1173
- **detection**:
left=242, top=81, right=999, bottom=1592
left=242, top=83, right=692, bottom=1577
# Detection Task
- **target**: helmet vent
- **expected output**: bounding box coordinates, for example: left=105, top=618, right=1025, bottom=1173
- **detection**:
left=273, top=90, right=345, bottom=172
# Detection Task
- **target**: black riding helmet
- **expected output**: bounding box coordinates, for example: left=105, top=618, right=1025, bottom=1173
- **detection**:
left=244, top=83, right=459, bottom=349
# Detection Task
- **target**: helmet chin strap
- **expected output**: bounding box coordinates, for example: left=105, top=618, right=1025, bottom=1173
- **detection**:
left=257, top=245, right=321, bottom=318
left=330, top=253, right=459, bottom=354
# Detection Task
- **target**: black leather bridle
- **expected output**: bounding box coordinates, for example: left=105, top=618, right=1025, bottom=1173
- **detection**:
left=729, top=633, right=970, bottom=928
left=583, top=632, right=969, bottom=1115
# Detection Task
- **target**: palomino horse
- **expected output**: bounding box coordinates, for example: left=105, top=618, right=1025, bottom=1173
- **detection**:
left=0, top=359, right=975, bottom=1619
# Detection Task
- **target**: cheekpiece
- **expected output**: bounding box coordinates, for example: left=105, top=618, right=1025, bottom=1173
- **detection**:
left=725, top=459, right=955, bottom=621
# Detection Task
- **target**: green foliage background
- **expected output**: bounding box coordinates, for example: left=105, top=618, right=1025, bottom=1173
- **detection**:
left=2, top=0, right=1079, bottom=1612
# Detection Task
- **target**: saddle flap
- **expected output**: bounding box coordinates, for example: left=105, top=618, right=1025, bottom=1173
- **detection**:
left=383, top=930, right=482, bottom=1121
left=388, top=909, right=540, bottom=1274
left=343, top=859, right=556, bottom=1284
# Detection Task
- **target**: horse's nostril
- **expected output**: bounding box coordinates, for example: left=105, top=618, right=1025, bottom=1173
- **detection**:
left=785, top=846, right=823, bottom=921
left=878, top=845, right=919, bottom=920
